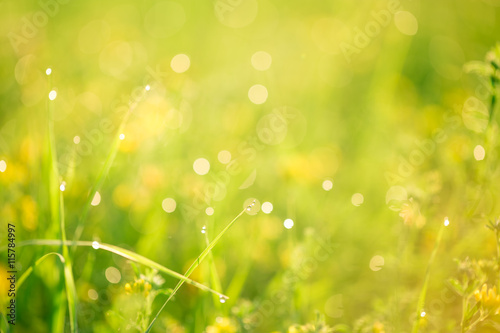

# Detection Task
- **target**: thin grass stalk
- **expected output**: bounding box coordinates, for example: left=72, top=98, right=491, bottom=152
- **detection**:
left=13, top=239, right=226, bottom=297
left=145, top=205, right=251, bottom=333
left=411, top=221, right=446, bottom=333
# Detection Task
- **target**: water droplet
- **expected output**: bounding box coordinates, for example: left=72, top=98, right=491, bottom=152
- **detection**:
left=474, top=145, right=485, bottom=161
left=49, top=90, right=57, bottom=100
left=119, top=133, right=125, bottom=140
left=162, top=198, right=176, bottom=213
left=284, top=219, right=294, bottom=229
left=88, top=289, right=98, bottom=300
left=251, top=51, right=272, bottom=71
left=201, top=226, right=206, bottom=234
left=171, top=54, right=190, bottom=73
left=351, top=193, right=364, bottom=206
left=420, top=311, right=426, bottom=318
left=217, top=150, right=231, bottom=164
left=261, top=202, right=273, bottom=214
left=322, top=179, right=333, bottom=191
left=92, top=241, right=100, bottom=250
left=59, top=181, right=66, bottom=192
left=145, top=85, right=150, bottom=91
left=46, top=68, right=52, bottom=75
left=219, top=296, right=226, bottom=303
left=193, top=158, right=210, bottom=175
left=444, top=217, right=450, bottom=226
left=248, top=84, right=268, bottom=104
left=91, top=191, right=101, bottom=206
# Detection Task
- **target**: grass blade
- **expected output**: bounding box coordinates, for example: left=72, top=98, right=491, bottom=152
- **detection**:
left=72, top=97, right=144, bottom=247
left=411, top=220, right=447, bottom=333
left=13, top=239, right=227, bottom=298
left=47, top=78, right=78, bottom=332
left=145, top=205, right=251, bottom=333
left=17, top=252, right=65, bottom=289
left=203, top=230, right=223, bottom=309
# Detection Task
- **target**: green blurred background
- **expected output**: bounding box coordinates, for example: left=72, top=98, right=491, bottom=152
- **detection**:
left=1, top=0, right=500, bottom=332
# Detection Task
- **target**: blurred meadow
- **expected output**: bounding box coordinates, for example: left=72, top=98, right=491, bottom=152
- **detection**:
left=1, top=0, right=500, bottom=332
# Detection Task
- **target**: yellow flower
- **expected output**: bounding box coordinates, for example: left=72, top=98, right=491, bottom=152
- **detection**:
left=373, top=321, right=385, bottom=333
left=399, top=198, right=426, bottom=228
left=474, top=284, right=500, bottom=311
left=205, top=317, right=237, bottom=333
left=126, top=278, right=152, bottom=297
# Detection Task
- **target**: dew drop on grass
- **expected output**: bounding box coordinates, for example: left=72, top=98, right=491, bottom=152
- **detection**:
left=46, top=68, right=52, bottom=75
left=243, top=198, right=260, bottom=215
left=444, top=217, right=450, bottom=226
left=92, top=241, right=100, bottom=250
left=91, top=191, right=101, bottom=206
left=219, top=296, right=226, bottom=303
left=59, top=181, right=66, bottom=191
left=201, top=226, right=206, bottom=234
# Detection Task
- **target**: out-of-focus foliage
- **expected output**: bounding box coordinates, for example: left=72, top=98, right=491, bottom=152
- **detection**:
left=1, top=0, right=500, bottom=332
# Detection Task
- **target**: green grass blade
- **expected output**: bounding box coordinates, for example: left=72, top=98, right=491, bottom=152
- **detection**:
left=47, top=78, right=78, bottom=333
left=204, top=231, right=223, bottom=309
left=411, top=221, right=446, bottom=333
left=13, top=239, right=226, bottom=298
left=145, top=205, right=251, bottom=333
left=72, top=97, right=144, bottom=247
left=17, top=252, right=65, bottom=289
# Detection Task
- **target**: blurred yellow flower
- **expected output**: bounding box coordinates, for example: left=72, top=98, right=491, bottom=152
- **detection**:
left=474, top=284, right=500, bottom=312
left=399, top=198, right=426, bottom=228
left=373, top=321, right=385, bottom=333
left=205, top=317, right=237, bottom=333
left=21, top=195, right=38, bottom=231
